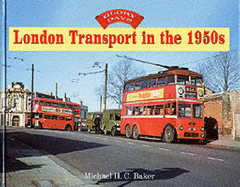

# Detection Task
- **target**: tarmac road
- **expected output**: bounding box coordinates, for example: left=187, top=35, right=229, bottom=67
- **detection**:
left=2, top=127, right=240, bottom=187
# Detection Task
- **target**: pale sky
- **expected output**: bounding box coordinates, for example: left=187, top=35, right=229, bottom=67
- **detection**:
left=1, top=0, right=239, bottom=112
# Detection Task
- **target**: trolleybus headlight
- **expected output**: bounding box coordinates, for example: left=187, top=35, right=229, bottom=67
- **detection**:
left=200, top=127, right=204, bottom=131
left=178, top=87, right=184, bottom=95
left=201, top=134, right=205, bottom=138
left=179, top=126, right=184, bottom=130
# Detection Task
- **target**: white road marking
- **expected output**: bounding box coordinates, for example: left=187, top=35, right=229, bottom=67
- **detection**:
left=103, top=138, right=109, bottom=140
left=207, top=157, right=224, bottom=162
left=180, top=152, right=195, bottom=156
left=158, top=147, right=170, bottom=152
left=114, top=140, right=122, bottom=143
left=128, top=142, right=135, bottom=145
left=142, top=145, right=151, bottom=147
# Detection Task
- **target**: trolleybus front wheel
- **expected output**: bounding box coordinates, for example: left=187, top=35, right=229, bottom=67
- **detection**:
left=163, top=126, right=175, bottom=143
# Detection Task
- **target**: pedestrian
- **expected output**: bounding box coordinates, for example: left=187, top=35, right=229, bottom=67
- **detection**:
left=94, top=114, right=101, bottom=134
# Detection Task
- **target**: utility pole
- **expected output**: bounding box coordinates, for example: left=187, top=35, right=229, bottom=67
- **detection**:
left=30, top=64, right=34, bottom=128
left=103, top=63, right=108, bottom=112
left=56, top=83, right=58, bottom=100
left=100, top=95, right=102, bottom=112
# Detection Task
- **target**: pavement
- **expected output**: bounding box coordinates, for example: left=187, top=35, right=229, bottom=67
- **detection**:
left=1, top=129, right=240, bottom=187
left=205, top=134, right=240, bottom=151
left=0, top=128, right=101, bottom=187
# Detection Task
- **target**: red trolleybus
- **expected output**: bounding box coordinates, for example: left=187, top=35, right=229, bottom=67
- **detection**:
left=120, top=67, right=205, bottom=143
left=26, top=98, right=81, bottom=131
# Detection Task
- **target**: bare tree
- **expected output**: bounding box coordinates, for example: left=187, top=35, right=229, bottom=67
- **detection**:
left=198, top=50, right=240, bottom=93
left=96, top=60, right=146, bottom=108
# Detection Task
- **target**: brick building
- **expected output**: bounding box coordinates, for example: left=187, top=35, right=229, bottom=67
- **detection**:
left=204, top=90, right=240, bottom=139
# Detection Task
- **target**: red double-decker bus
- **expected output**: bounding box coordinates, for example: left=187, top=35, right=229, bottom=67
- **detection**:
left=120, top=67, right=205, bottom=143
left=26, top=98, right=81, bottom=131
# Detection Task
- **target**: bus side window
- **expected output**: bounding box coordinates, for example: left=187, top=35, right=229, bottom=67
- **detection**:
left=165, top=103, right=171, bottom=115
left=52, top=115, right=58, bottom=120
left=44, top=115, right=50, bottom=119
left=171, top=102, right=176, bottom=115
left=147, top=106, right=154, bottom=115
left=59, top=116, right=65, bottom=120
left=155, top=105, right=164, bottom=115
left=126, top=107, right=132, bottom=115
left=133, top=106, right=139, bottom=115
left=139, top=106, right=146, bottom=115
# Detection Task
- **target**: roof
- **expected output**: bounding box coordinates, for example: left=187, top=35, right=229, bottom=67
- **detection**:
left=125, top=68, right=202, bottom=84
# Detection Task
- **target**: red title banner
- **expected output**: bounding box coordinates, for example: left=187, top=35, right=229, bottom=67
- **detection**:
left=95, top=9, right=144, bottom=29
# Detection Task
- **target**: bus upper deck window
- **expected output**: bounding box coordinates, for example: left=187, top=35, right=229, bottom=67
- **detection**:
left=59, top=104, right=65, bottom=108
left=191, top=77, right=202, bottom=87
left=124, top=83, right=134, bottom=92
left=135, top=81, right=141, bottom=90
left=46, top=102, right=51, bottom=106
left=177, top=75, right=190, bottom=85
left=157, top=77, right=166, bottom=87
left=167, top=75, right=175, bottom=85
left=52, top=103, right=58, bottom=107
left=149, top=78, right=156, bottom=88
left=141, top=79, right=148, bottom=89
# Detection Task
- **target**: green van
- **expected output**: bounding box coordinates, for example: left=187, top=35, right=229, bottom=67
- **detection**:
left=86, top=109, right=121, bottom=136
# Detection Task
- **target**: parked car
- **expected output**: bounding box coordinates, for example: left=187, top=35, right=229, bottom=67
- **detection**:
left=86, top=109, right=121, bottom=136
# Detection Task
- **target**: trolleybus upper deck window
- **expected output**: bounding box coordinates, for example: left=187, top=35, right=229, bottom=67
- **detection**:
left=157, top=77, right=166, bottom=87
left=167, top=75, right=175, bottom=85
left=124, top=82, right=134, bottom=92
left=177, top=75, right=190, bottom=85
left=149, top=78, right=156, bottom=88
left=141, top=79, right=148, bottom=89
left=135, top=81, right=141, bottom=90
left=191, top=77, right=202, bottom=87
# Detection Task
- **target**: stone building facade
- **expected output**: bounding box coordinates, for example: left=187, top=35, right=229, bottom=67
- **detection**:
left=0, top=82, right=88, bottom=128
left=0, top=82, right=31, bottom=127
